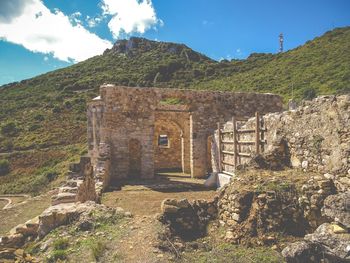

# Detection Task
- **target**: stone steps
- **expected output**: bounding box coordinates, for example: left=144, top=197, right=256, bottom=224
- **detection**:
left=51, top=192, right=77, bottom=206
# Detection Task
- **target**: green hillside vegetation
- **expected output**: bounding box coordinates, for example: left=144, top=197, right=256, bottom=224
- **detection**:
left=0, top=26, right=349, bottom=194
left=193, top=27, right=350, bottom=98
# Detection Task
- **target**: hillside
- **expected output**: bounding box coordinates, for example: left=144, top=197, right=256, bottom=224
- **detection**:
left=193, top=27, right=350, bottom=97
left=0, top=26, right=349, bottom=194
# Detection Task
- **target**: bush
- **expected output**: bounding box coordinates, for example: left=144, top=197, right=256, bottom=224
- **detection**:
left=28, top=124, right=41, bottom=131
left=89, top=240, right=106, bottom=260
left=53, top=238, right=69, bottom=250
left=0, top=159, right=10, bottom=176
left=52, top=106, right=62, bottom=113
left=1, top=122, right=19, bottom=137
left=45, top=170, right=58, bottom=182
left=49, top=249, right=67, bottom=262
left=1, top=138, right=13, bottom=151
left=303, top=88, right=317, bottom=100
left=33, top=114, right=45, bottom=121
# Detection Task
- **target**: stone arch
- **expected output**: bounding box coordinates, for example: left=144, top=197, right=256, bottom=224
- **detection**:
left=154, top=119, right=183, bottom=171
left=128, top=138, right=142, bottom=178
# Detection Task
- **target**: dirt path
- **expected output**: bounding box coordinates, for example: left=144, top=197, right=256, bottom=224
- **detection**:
left=101, top=173, right=217, bottom=262
left=0, top=193, right=52, bottom=235
left=0, top=194, right=30, bottom=210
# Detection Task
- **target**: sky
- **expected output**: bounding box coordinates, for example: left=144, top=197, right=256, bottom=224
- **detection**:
left=0, top=0, right=349, bottom=85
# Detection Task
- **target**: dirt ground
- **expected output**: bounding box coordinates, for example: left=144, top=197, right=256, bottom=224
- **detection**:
left=101, top=172, right=217, bottom=262
left=0, top=194, right=52, bottom=235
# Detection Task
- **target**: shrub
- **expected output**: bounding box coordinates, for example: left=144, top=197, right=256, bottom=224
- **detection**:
left=28, top=124, right=41, bottom=131
left=52, top=106, right=62, bottom=113
left=303, top=88, right=317, bottom=100
left=33, top=114, right=45, bottom=121
left=90, top=240, right=106, bottom=260
left=53, top=238, right=69, bottom=250
left=45, top=170, right=58, bottom=182
left=49, top=249, right=67, bottom=262
left=1, top=122, right=19, bottom=137
left=1, top=138, right=13, bottom=151
left=0, top=159, right=10, bottom=176
left=64, top=100, right=72, bottom=109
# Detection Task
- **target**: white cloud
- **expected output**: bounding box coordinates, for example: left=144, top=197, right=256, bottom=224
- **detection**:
left=86, top=16, right=104, bottom=28
left=69, top=11, right=82, bottom=25
left=0, top=0, right=112, bottom=62
left=101, top=0, right=162, bottom=38
left=43, top=56, right=49, bottom=61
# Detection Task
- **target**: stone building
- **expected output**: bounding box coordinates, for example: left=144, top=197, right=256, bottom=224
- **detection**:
left=87, top=85, right=283, bottom=186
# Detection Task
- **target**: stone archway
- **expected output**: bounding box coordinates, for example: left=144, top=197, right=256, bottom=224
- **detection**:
left=154, top=119, right=183, bottom=172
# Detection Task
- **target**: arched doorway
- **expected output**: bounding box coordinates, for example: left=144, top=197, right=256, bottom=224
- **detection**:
left=154, top=119, right=183, bottom=172
left=128, top=139, right=142, bottom=178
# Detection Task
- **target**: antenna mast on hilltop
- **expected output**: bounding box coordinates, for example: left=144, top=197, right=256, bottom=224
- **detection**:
left=279, top=33, right=284, bottom=53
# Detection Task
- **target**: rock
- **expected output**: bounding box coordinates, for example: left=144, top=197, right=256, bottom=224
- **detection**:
left=0, top=233, right=25, bottom=248
left=281, top=241, right=322, bottom=263
left=302, top=161, right=309, bottom=169
left=322, top=192, right=350, bottom=228
left=304, top=223, right=350, bottom=261
left=332, top=224, right=348, bottom=234
left=161, top=204, right=179, bottom=213
left=177, top=199, right=190, bottom=209
left=77, top=219, right=93, bottom=231
left=282, top=241, right=317, bottom=263
left=324, top=173, right=334, bottom=180
left=206, top=206, right=217, bottom=216
left=225, top=230, right=234, bottom=240
left=0, top=249, right=16, bottom=260
left=51, top=192, right=77, bottom=206
left=38, top=201, right=106, bottom=238
left=115, top=207, right=125, bottom=214
left=161, top=199, right=181, bottom=213
left=124, top=211, right=133, bottom=217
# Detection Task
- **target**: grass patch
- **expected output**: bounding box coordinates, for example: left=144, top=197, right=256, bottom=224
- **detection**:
left=49, top=249, right=67, bottom=262
left=180, top=243, right=285, bottom=263
left=53, top=238, right=70, bottom=250
left=160, top=97, right=185, bottom=105
left=89, top=239, right=107, bottom=260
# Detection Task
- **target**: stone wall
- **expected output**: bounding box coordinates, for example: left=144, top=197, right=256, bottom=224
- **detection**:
left=217, top=171, right=337, bottom=245
left=213, top=95, right=350, bottom=182
left=262, top=95, right=350, bottom=176
left=88, top=85, right=283, bottom=184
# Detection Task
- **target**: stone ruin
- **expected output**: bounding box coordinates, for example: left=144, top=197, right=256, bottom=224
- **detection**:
left=87, top=84, right=283, bottom=188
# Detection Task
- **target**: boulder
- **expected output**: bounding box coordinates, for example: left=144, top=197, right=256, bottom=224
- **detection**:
left=0, top=233, right=25, bottom=249
left=283, top=223, right=350, bottom=263
left=37, top=201, right=101, bottom=238
left=281, top=241, right=322, bottom=263
left=322, top=192, right=350, bottom=228
left=304, top=223, right=350, bottom=261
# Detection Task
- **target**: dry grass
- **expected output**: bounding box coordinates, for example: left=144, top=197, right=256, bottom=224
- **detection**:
left=0, top=200, right=7, bottom=209
left=0, top=193, right=52, bottom=235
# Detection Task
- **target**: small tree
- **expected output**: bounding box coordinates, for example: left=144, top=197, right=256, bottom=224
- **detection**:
left=0, top=159, right=10, bottom=176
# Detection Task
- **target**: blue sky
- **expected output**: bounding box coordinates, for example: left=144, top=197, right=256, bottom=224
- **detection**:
left=0, top=0, right=349, bottom=85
